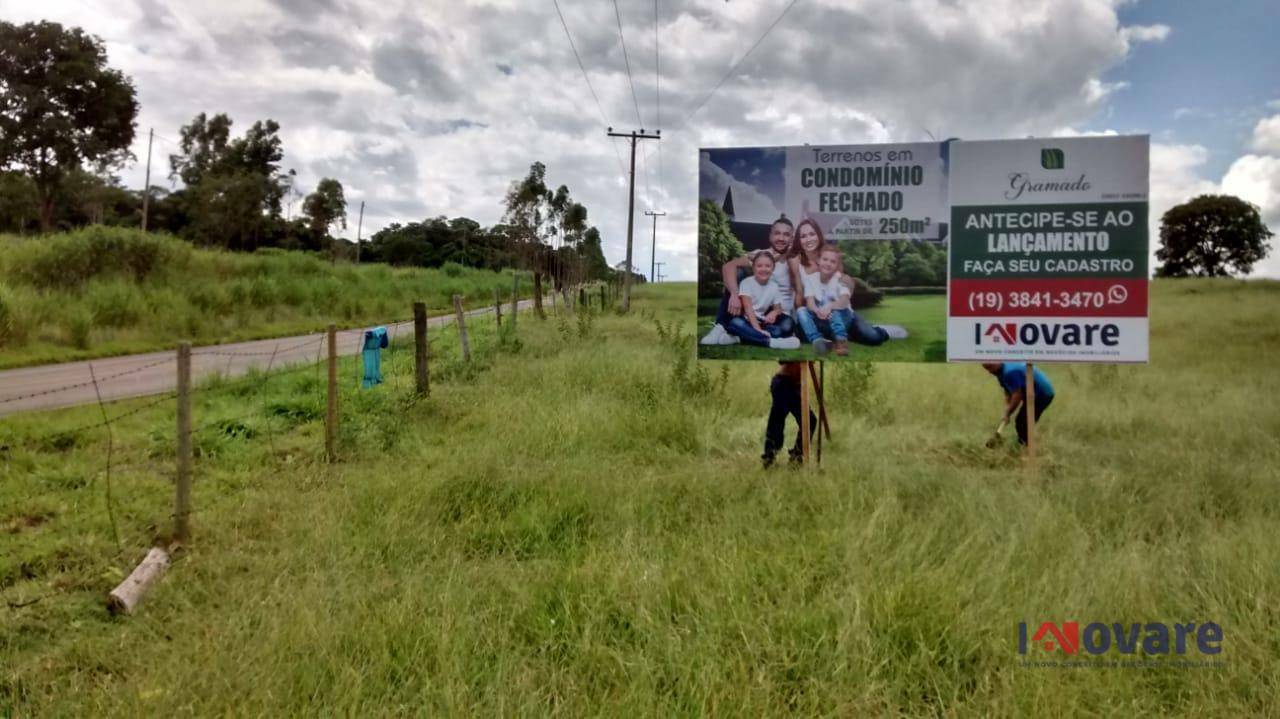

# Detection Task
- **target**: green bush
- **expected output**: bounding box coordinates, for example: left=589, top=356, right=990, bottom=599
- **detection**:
left=64, top=306, right=93, bottom=349
left=8, top=227, right=191, bottom=289
left=849, top=276, right=884, bottom=310
left=0, top=285, right=18, bottom=346
left=85, top=280, right=143, bottom=328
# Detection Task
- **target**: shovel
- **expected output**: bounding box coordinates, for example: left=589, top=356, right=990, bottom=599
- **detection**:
left=985, top=418, right=1008, bottom=449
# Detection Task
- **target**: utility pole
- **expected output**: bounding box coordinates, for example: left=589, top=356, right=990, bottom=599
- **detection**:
left=654, top=261, right=665, bottom=283
left=355, top=200, right=365, bottom=263
left=607, top=128, right=660, bottom=312
left=141, top=128, right=154, bottom=232
left=645, top=209, right=665, bottom=283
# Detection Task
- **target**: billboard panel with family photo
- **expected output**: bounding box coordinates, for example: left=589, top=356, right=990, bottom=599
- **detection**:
left=697, top=142, right=950, bottom=362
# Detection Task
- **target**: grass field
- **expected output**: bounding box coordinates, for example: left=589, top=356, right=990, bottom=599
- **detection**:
left=0, top=228, right=534, bottom=369
left=697, top=294, right=948, bottom=362
left=3, top=280, right=1280, bottom=715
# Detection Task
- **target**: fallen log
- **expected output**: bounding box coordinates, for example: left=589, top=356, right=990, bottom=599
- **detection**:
left=107, top=546, right=171, bottom=615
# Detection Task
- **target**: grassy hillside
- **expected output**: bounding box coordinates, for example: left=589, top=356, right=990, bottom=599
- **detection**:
left=0, top=227, right=534, bottom=369
left=2, top=280, right=1279, bottom=715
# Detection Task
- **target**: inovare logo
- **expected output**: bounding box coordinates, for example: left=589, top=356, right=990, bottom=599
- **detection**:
left=1041, top=148, right=1065, bottom=170
left=977, top=321, right=1120, bottom=347
left=1019, top=621, right=1223, bottom=656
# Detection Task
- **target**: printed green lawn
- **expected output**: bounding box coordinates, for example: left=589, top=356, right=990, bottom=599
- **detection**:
left=697, top=294, right=947, bottom=362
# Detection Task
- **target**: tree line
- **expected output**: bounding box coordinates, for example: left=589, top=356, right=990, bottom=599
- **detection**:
left=0, top=20, right=624, bottom=289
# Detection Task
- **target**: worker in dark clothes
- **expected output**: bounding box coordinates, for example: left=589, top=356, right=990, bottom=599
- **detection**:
left=983, top=362, right=1055, bottom=445
left=763, top=361, right=818, bottom=468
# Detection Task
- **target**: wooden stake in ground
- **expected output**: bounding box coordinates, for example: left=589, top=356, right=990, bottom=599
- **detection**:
left=494, top=288, right=503, bottom=327
left=510, top=274, right=519, bottom=332
left=107, top=546, right=171, bottom=616
left=800, top=361, right=812, bottom=467
left=414, top=302, right=429, bottom=396
left=1025, top=361, right=1036, bottom=464
left=175, top=342, right=193, bottom=544
left=808, top=361, right=829, bottom=465
left=807, top=361, right=832, bottom=440
left=452, top=295, right=471, bottom=362
left=600, top=284, right=606, bottom=309
left=326, top=324, right=337, bottom=463
left=533, top=272, right=546, bottom=319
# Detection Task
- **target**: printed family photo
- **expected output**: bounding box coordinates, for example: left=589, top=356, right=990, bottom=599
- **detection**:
left=697, top=143, right=950, bottom=362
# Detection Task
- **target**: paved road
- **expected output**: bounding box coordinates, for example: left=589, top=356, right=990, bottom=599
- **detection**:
left=0, top=297, right=542, bottom=419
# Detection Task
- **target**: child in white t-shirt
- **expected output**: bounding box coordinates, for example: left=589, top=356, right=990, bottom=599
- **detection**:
left=724, top=252, right=801, bottom=349
left=796, top=245, right=889, bottom=356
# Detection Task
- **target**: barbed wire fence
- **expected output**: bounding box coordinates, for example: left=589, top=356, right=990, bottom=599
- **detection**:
left=0, top=286, right=621, bottom=613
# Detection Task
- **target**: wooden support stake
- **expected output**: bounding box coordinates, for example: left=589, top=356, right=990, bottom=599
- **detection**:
left=174, top=342, right=192, bottom=544
left=800, top=361, right=812, bottom=467
left=600, top=284, right=606, bottom=309
left=413, top=302, right=429, bottom=396
left=326, top=324, right=337, bottom=463
left=494, top=288, right=503, bottom=327
left=1025, top=361, right=1036, bottom=464
left=107, top=546, right=171, bottom=615
left=807, top=361, right=832, bottom=440
left=453, top=295, right=471, bottom=362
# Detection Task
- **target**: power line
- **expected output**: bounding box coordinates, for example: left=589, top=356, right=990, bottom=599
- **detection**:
left=679, top=0, right=801, bottom=127
left=612, top=0, right=645, bottom=128
left=552, top=0, right=610, bottom=129
left=654, top=0, right=665, bottom=199
left=551, top=0, right=630, bottom=183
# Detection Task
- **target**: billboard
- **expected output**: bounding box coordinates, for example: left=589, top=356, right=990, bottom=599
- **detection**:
left=697, top=142, right=950, bottom=362
left=946, top=135, right=1150, bottom=363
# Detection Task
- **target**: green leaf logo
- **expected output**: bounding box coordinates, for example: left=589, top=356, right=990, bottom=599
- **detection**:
left=1041, top=148, right=1065, bottom=170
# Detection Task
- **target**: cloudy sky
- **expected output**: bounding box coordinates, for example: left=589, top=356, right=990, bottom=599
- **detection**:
left=3, top=0, right=1278, bottom=278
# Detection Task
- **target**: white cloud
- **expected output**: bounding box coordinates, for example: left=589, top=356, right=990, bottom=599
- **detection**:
left=1121, top=24, right=1171, bottom=44
left=1221, top=154, right=1280, bottom=277
left=0, top=0, right=1220, bottom=280
left=1250, top=115, right=1280, bottom=154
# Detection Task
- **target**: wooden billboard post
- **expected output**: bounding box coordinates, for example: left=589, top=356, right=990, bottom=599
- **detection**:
left=800, top=363, right=811, bottom=467
left=1025, top=361, right=1037, bottom=465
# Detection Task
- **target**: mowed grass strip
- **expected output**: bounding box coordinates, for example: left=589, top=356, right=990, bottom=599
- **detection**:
left=2, top=280, right=1279, bottom=716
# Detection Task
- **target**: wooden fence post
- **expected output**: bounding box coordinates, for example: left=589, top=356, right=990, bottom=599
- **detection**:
left=510, top=274, right=519, bottom=332
left=326, top=324, right=338, bottom=463
left=533, top=272, right=546, bottom=319
left=174, top=342, right=192, bottom=544
left=453, top=295, right=472, bottom=362
left=414, top=302, right=429, bottom=396
left=494, top=288, right=502, bottom=328
left=600, top=284, right=606, bottom=309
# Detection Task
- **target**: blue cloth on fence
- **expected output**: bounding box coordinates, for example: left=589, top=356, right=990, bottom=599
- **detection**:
left=362, top=326, right=388, bottom=388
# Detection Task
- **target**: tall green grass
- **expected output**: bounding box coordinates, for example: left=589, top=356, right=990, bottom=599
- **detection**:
left=0, top=227, right=533, bottom=368
left=2, top=280, right=1279, bottom=715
